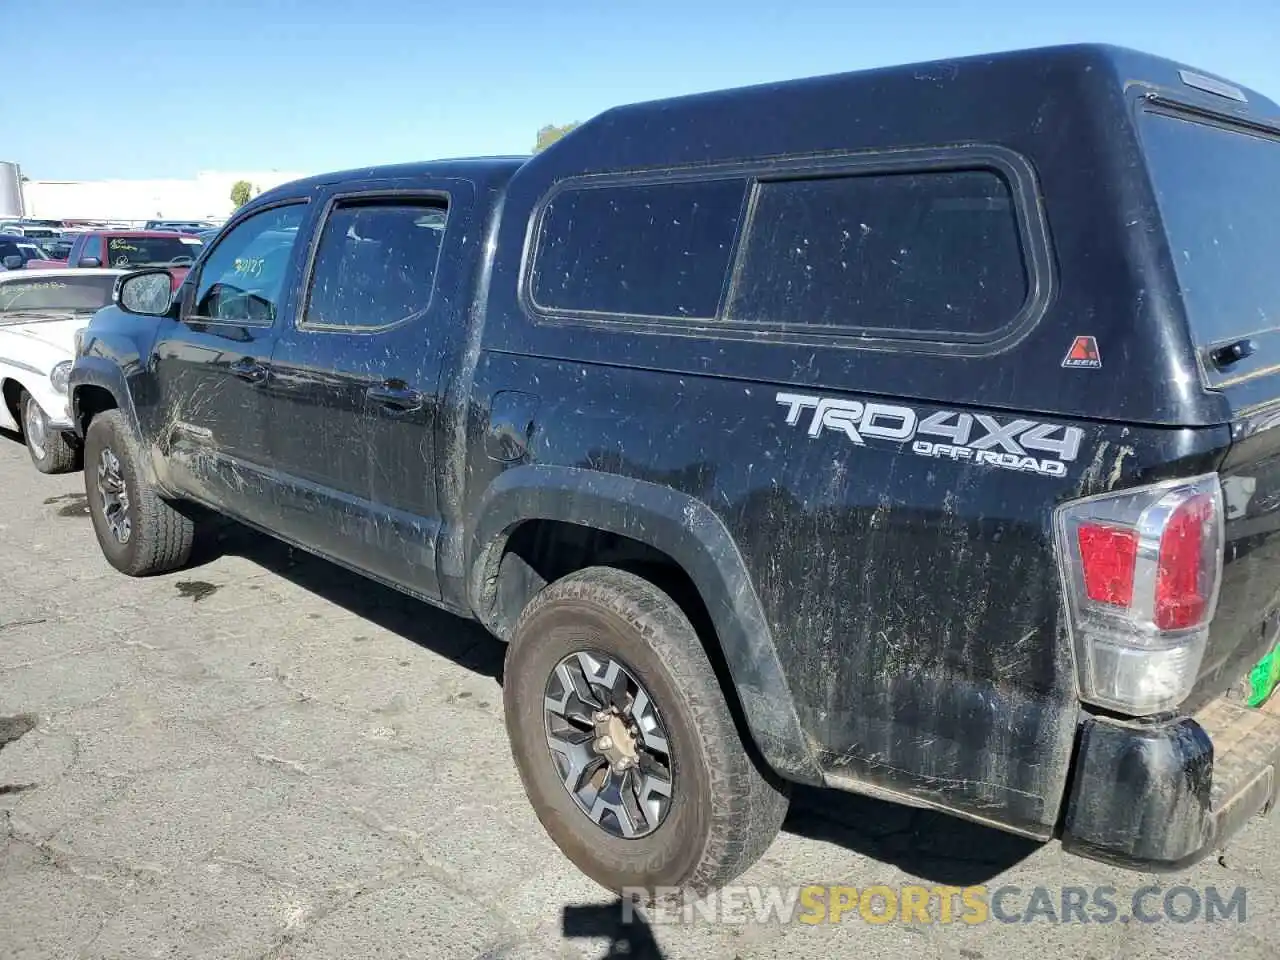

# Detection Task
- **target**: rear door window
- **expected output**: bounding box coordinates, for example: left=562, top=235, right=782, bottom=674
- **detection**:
left=302, top=199, right=448, bottom=330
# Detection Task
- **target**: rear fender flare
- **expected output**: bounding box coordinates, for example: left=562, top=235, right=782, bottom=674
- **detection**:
left=467, top=464, right=822, bottom=785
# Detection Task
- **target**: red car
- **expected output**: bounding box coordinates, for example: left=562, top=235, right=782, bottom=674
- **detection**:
left=25, top=230, right=201, bottom=290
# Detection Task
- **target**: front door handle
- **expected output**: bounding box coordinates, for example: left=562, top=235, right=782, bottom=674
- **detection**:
left=229, top=358, right=268, bottom=384
left=367, top=381, right=423, bottom=413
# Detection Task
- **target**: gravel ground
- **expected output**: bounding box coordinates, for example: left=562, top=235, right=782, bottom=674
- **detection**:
left=1, top=430, right=1278, bottom=959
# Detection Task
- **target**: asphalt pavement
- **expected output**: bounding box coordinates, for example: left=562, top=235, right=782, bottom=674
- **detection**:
left=1, top=430, right=1277, bottom=959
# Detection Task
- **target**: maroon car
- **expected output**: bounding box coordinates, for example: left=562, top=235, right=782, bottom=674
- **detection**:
left=25, top=230, right=201, bottom=290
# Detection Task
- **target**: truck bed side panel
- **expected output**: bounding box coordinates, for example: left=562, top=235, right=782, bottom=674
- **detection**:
left=1187, top=411, right=1280, bottom=711
left=466, top=352, right=1229, bottom=834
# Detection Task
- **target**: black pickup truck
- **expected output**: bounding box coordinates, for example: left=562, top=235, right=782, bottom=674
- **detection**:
left=70, top=43, right=1280, bottom=896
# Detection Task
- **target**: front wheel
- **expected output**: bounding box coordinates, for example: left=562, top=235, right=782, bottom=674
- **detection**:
left=22, top=391, right=79, bottom=474
left=83, top=409, right=195, bottom=576
left=503, top=566, right=790, bottom=898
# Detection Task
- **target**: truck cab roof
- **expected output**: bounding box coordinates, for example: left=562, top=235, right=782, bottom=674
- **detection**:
left=254, top=156, right=529, bottom=205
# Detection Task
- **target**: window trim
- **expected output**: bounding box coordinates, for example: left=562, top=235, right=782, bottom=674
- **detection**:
left=519, top=144, right=1054, bottom=358
left=296, top=189, right=451, bottom=335
left=183, top=199, right=309, bottom=328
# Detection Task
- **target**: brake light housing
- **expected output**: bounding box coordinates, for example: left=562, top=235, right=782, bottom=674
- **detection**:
left=1055, top=474, right=1224, bottom=715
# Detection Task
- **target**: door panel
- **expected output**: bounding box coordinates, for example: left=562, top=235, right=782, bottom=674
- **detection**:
left=152, top=202, right=312, bottom=525
left=266, top=181, right=475, bottom=598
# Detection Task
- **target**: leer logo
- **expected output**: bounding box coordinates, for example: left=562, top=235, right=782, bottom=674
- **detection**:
left=1062, top=335, right=1102, bottom=369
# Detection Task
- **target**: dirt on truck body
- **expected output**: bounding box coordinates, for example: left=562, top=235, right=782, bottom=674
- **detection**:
left=68, top=43, right=1280, bottom=894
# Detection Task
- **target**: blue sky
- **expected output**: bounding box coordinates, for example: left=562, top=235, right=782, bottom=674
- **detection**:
left=8, top=0, right=1279, bottom=180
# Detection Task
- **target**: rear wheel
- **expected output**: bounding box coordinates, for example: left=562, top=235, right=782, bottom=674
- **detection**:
left=83, top=410, right=195, bottom=576
left=503, top=566, right=790, bottom=898
left=22, top=391, right=79, bottom=474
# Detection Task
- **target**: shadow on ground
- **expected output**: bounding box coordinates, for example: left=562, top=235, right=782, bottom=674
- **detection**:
left=785, top=786, right=1037, bottom=885
left=193, top=516, right=1036, bottom=889
left=563, top=901, right=667, bottom=959
left=192, top=515, right=505, bottom=681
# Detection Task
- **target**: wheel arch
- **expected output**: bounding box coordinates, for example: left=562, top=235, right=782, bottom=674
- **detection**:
left=69, top=358, right=131, bottom=437
left=70, top=359, right=162, bottom=488
left=0, top=374, right=32, bottom=427
left=467, top=464, right=822, bottom=785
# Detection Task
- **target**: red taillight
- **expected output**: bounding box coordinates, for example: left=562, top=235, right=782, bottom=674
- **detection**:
left=1077, top=523, right=1138, bottom=606
left=1056, top=474, right=1223, bottom=714
left=1154, top=493, right=1213, bottom=630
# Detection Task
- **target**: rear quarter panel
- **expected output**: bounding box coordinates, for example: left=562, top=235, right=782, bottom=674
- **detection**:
left=455, top=47, right=1246, bottom=835
left=466, top=347, right=1227, bottom=836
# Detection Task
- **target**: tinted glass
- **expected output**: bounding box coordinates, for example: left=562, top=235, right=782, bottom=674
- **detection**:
left=531, top=179, right=746, bottom=319
left=304, top=201, right=447, bottom=329
left=1140, top=112, right=1280, bottom=349
left=726, top=171, right=1027, bottom=338
left=0, top=275, right=117, bottom=317
left=105, top=235, right=198, bottom=268
left=80, top=236, right=102, bottom=261
left=192, top=205, right=306, bottom=324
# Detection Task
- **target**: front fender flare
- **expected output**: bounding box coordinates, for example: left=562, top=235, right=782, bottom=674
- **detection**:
left=467, top=464, right=822, bottom=785
left=69, top=358, right=136, bottom=434
left=69, top=358, right=158, bottom=485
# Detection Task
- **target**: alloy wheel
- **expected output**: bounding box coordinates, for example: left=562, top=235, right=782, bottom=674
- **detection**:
left=96, top=447, right=132, bottom=544
left=543, top=650, right=675, bottom=839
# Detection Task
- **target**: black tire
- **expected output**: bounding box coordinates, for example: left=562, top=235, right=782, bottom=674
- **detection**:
left=503, top=566, right=790, bottom=898
left=83, top=409, right=195, bottom=576
left=21, top=391, right=80, bottom=475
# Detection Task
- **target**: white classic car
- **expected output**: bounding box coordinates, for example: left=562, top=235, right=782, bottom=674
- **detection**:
left=0, top=268, right=124, bottom=473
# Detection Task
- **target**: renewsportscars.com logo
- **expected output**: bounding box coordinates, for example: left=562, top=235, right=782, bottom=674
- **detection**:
left=776, top=392, right=1085, bottom=478
left=620, top=883, right=1249, bottom=927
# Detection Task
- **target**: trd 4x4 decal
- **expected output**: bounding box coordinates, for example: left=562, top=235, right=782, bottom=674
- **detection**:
left=776, top=392, right=1084, bottom=478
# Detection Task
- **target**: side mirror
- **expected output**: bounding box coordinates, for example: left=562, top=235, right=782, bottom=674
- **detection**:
left=1, top=255, right=22, bottom=270
left=78, top=257, right=102, bottom=268
left=117, top=269, right=174, bottom=316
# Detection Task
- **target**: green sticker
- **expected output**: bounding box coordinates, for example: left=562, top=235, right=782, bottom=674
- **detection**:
left=1247, top=643, right=1280, bottom=708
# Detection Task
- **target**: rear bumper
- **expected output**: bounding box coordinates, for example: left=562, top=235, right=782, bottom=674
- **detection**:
left=1062, top=695, right=1280, bottom=870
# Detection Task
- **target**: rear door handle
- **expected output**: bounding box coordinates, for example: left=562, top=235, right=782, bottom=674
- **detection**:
left=367, top=381, right=423, bottom=413
left=229, top=358, right=268, bottom=384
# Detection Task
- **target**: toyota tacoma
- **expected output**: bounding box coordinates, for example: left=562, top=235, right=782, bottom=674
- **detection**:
left=69, top=44, right=1280, bottom=896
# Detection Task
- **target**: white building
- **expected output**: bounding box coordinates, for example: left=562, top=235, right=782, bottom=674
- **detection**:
left=20, top=169, right=310, bottom=222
